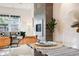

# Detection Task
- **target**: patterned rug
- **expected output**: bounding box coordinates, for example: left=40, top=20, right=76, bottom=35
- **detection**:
left=35, top=46, right=79, bottom=56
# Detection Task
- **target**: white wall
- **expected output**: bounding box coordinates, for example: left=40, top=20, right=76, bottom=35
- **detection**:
left=53, top=3, right=79, bottom=49
left=0, top=4, right=34, bottom=36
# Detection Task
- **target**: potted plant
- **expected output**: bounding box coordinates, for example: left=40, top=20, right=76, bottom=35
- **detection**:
left=20, top=31, right=26, bottom=38
left=47, top=17, right=57, bottom=33
left=46, top=17, right=57, bottom=41
left=71, top=21, right=79, bottom=32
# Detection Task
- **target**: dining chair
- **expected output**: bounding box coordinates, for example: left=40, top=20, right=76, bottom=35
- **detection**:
left=0, top=37, right=11, bottom=48
left=19, top=36, right=37, bottom=45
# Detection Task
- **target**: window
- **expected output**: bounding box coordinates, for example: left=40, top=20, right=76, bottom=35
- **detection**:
left=0, top=14, right=20, bottom=32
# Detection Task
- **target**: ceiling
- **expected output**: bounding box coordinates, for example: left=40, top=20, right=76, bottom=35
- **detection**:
left=0, top=3, right=34, bottom=10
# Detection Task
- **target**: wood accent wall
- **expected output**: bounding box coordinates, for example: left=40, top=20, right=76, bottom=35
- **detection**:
left=46, top=3, right=53, bottom=41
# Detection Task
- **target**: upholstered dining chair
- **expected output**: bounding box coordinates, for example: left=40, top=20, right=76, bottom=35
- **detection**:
left=19, top=36, right=37, bottom=45
left=0, top=37, right=11, bottom=48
